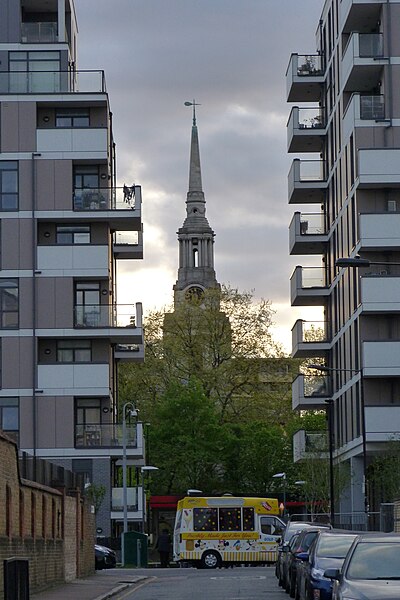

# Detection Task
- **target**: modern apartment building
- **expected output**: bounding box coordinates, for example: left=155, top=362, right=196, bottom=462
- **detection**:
left=287, top=0, right=400, bottom=517
left=0, top=0, right=145, bottom=537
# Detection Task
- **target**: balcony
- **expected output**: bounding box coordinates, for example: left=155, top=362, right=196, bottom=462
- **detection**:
left=287, top=107, right=326, bottom=153
left=73, top=302, right=143, bottom=344
left=343, top=94, right=386, bottom=142
left=75, top=422, right=144, bottom=459
left=361, top=274, right=400, bottom=313
left=340, top=0, right=383, bottom=35
left=363, top=341, right=400, bottom=377
left=342, top=33, right=385, bottom=93
left=21, top=21, right=58, bottom=43
left=365, top=406, right=400, bottom=442
left=290, top=266, right=329, bottom=306
left=70, top=185, right=142, bottom=231
left=292, top=374, right=331, bottom=411
left=291, top=320, right=331, bottom=358
left=293, top=429, right=329, bottom=463
left=0, top=70, right=106, bottom=95
left=38, top=363, right=109, bottom=396
left=359, top=213, right=400, bottom=251
left=289, top=211, right=327, bottom=255
left=113, top=230, right=143, bottom=259
left=37, top=127, right=109, bottom=155
left=37, top=244, right=109, bottom=276
left=286, top=54, right=325, bottom=102
left=288, top=159, right=327, bottom=204
left=111, top=486, right=144, bottom=521
left=357, top=149, right=400, bottom=188
left=115, top=343, right=145, bottom=363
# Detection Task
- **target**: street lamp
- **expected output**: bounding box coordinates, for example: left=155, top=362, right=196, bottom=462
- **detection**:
left=140, top=466, right=159, bottom=534
left=121, top=402, right=138, bottom=567
left=308, top=363, right=367, bottom=527
left=272, top=472, right=287, bottom=518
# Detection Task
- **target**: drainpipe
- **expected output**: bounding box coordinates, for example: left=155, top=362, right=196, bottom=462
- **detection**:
left=31, top=152, right=41, bottom=474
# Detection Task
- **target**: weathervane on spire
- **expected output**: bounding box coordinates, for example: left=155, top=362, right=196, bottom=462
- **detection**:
left=184, top=99, right=201, bottom=126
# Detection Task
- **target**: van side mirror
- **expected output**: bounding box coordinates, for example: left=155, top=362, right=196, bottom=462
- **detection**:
left=324, top=568, right=340, bottom=580
left=296, top=552, right=309, bottom=562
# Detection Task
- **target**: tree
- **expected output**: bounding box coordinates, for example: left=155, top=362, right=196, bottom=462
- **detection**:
left=85, top=483, right=106, bottom=514
left=368, top=437, right=400, bottom=504
left=119, top=284, right=294, bottom=425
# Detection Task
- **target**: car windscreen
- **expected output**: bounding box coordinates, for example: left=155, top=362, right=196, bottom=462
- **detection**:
left=347, top=542, right=400, bottom=580
left=317, top=535, right=357, bottom=558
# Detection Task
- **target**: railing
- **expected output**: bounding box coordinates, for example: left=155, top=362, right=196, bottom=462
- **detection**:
left=360, top=95, right=385, bottom=120
left=296, top=54, right=324, bottom=77
left=297, top=108, right=325, bottom=129
left=298, top=160, right=326, bottom=182
left=21, top=21, right=58, bottom=43
left=75, top=423, right=138, bottom=448
left=301, top=266, right=326, bottom=287
left=302, top=374, right=331, bottom=397
left=359, top=33, right=383, bottom=57
left=115, top=343, right=141, bottom=353
left=300, top=320, right=329, bottom=342
left=113, top=231, right=140, bottom=245
left=74, top=304, right=138, bottom=328
left=73, top=185, right=138, bottom=211
left=299, top=212, right=326, bottom=235
left=0, top=70, right=106, bottom=94
left=305, top=431, right=328, bottom=452
left=112, top=487, right=139, bottom=511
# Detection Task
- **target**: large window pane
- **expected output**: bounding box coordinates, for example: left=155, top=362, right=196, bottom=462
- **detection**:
left=0, top=162, right=18, bottom=210
left=193, top=507, right=218, bottom=532
left=0, top=279, right=18, bottom=328
left=219, top=507, right=241, bottom=531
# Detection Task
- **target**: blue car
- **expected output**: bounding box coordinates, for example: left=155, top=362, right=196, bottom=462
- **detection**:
left=296, top=531, right=358, bottom=600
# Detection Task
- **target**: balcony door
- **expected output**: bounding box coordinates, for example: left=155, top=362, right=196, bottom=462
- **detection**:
left=75, top=281, right=101, bottom=327
left=75, top=398, right=101, bottom=447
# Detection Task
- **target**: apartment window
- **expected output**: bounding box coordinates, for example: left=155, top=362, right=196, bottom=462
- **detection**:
left=0, top=279, right=19, bottom=328
left=0, top=162, right=18, bottom=210
left=74, top=165, right=99, bottom=189
left=76, top=398, right=101, bottom=425
left=57, top=340, right=92, bottom=363
left=0, top=398, right=19, bottom=442
left=56, top=108, right=89, bottom=128
left=56, top=224, right=90, bottom=244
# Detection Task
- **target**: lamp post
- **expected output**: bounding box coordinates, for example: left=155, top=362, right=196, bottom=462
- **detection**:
left=140, top=466, right=159, bottom=534
left=308, top=362, right=367, bottom=527
left=272, top=472, right=287, bottom=519
left=121, top=402, right=138, bottom=567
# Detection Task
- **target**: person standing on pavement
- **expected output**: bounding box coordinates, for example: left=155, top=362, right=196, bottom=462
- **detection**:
left=156, top=528, right=172, bottom=567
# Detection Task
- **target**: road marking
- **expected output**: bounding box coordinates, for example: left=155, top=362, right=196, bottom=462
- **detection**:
left=115, top=576, right=155, bottom=598
left=209, top=575, right=266, bottom=580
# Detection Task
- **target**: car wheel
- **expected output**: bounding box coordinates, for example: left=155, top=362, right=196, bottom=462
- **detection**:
left=200, top=550, right=221, bottom=569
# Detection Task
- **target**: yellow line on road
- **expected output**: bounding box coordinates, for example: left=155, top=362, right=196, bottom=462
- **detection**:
left=115, top=576, right=156, bottom=598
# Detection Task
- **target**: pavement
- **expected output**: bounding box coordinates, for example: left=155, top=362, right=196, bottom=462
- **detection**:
left=30, top=571, right=148, bottom=600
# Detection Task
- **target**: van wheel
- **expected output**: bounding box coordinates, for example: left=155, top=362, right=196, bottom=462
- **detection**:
left=201, top=550, right=221, bottom=569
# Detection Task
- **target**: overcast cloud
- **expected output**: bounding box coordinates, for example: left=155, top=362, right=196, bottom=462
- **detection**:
left=75, top=0, right=324, bottom=351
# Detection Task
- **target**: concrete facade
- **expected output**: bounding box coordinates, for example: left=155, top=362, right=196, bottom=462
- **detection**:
left=0, top=0, right=145, bottom=537
left=287, top=0, right=400, bottom=517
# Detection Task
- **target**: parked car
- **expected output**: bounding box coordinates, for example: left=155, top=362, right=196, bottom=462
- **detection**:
left=326, top=533, right=400, bottom=600
left=95, top=544, right=117, bottom=570
left=296, top=531, right=358, bottom=600
left=284, top=527, right=328, bottom=597
left=276, top=521, right=331, bottom=588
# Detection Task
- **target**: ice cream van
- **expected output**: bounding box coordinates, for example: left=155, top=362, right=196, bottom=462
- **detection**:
left=173, top=496, right=285, bottom=568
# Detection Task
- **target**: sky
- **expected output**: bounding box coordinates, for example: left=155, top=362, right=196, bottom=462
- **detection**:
left=75, top=0, right=324, bottom=353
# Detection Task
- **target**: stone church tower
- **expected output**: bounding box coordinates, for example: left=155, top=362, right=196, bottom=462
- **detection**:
left=173, top=105, right=220, bottom=306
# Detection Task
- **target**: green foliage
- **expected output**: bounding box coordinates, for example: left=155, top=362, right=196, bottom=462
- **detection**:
left=85, top=483, right=106, bottom=514
left=368, top=437, right=400, bottom=503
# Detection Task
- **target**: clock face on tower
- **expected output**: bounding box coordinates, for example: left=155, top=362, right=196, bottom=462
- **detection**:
left=184, top=286, right=204, bottom=302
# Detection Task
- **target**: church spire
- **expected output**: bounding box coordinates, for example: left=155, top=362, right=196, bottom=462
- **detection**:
left=173, top=103, right=219, bottom=305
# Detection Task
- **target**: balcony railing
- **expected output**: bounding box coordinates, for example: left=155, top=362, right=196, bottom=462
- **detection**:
left=21, top=22, right=58, bottom=43
left=296, top=108, right=325, bottom=129
left=303, top=374, right=331, bottom=397
left=301, top=266, right=326, bottom=288
left=73, top=186, right=138, bottom=211
left=0, top=70, right=106, bottom=94
left=74, top=304, right=138, bottom=329
left=296, top=54, right=324, bottom=77
left=360, top=95, right=385, bottom=120
left=75, top=423, right=137, bottom=448
left=111, top=487, right=139, bottom=511
left=113, top=231, right=139, bottom=245
left=299, top=212, right=326, bottom=235
left=359, top=33, right=383, bottom=57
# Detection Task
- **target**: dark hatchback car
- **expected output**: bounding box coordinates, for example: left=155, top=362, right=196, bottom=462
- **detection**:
left=283, top=528, right=327, bottom=597
left=296, top=531, right=358, bottom=600
left=95, top=544, right=117, bottom=570
left=276, top=521, right=331, bottom=588
left=326, top=533, right=400, bottom=600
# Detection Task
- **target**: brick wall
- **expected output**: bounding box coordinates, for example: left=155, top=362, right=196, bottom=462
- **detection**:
left=0, top=432, right=95, bottom=598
